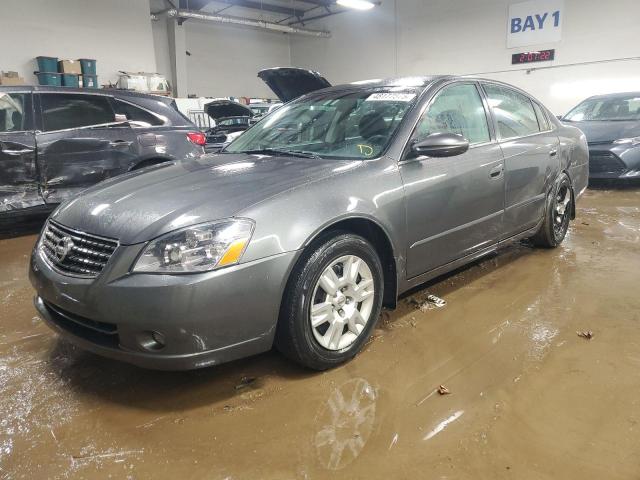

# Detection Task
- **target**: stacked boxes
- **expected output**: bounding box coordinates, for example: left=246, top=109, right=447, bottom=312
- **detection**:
left=34, top=56, right=98, bottom=88
left=79, top=59, right=98, bottom=88
left=35, top=56, right=61, bottom=86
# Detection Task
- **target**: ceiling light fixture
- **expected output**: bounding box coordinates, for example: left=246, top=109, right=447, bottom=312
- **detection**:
left=336, top=0, right=375, bottom=10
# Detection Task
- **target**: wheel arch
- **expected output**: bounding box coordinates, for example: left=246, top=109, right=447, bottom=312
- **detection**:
left=561, top=168, right=577, bottom=220
left=298, top=216, right=398, bottom=309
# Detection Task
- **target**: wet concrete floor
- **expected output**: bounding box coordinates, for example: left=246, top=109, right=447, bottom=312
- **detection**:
left=1, top=188, right=639, bottom=479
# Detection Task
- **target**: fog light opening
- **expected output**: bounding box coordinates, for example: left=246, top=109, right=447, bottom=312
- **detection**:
left=137, top=330, right=166, bottom=351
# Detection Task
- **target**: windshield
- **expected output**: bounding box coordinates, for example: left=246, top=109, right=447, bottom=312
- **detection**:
left=225, top=89, right=419, bottom=159
left=564, top=94, right=640, bottom=122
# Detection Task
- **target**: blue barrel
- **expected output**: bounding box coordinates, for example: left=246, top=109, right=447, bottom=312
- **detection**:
left=61, top=74, right=79, bottom=87
left=79, top=59, right=97, bottom=75
left=36, top=72, right=62, bottom=86
left=36, top=56, right=58, bottom=73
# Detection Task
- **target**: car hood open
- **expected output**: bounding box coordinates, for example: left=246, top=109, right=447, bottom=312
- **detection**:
left=568, top=120, right=640, bottom=143
left=258, top=67, right=331, bottom=103
left=205, top=100, right=253, bottom=120
left=51, top=154, right=355, bottom=245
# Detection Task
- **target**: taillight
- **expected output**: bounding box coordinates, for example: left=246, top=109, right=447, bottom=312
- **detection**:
left=187, top=131, right=207, bottom=146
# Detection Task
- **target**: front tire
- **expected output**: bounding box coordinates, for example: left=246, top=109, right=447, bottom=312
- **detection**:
left=531, top=173, right=573, bottom=248
left=276, top=233, right=384, bottom=370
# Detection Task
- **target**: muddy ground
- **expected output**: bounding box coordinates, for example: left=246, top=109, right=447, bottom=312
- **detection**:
left=1, top=188, right=639, bottom=479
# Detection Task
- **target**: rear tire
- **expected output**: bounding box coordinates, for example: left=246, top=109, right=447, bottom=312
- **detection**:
left=531, top=173, right=573, bottom=248
left=276, top=233, right=384, bottom=370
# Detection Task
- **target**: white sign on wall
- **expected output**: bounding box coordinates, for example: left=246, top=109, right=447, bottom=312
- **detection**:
left=507, top=0, right=564, bottom=49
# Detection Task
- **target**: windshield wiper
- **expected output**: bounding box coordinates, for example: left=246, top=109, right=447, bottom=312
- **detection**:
left=241, top=148, right=321, bottom=159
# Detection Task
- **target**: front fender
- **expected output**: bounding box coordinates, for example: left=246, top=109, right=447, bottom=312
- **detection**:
left=237, top=156, right=407, bottom=266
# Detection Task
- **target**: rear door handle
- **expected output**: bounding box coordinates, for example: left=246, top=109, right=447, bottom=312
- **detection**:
left=109, top=140, right=132, bottom=148
left=489, top=164, right=504, bottom=178
left=549, top=149, right=558, bottom=157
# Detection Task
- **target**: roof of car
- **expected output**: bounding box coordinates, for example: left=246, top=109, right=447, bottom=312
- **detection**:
left=0, top=85, right=173, bottom=103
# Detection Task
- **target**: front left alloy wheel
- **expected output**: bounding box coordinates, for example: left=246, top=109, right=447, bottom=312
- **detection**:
left=276, top=233, right=384, bottom=370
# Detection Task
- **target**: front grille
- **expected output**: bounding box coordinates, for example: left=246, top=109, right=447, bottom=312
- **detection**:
left=42, top=300, right=119, bottom=347
left=589, top=151, right=627, bottom=174
left=40, top=221, right=118, bottom=278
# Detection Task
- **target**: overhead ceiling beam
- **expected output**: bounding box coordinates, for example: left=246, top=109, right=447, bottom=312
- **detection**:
left=168, top=8, right=331, bottom=36
left=178, top=0, right=214, bottom=9
left=288, top=8, right=345, bottom=25
left=297, top=0, right=335, bottom=6
left=213, top=0, right=303, bottom=16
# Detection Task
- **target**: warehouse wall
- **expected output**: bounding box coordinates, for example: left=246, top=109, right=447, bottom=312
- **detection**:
left=151, top=17, right=292, bottom=98
left=0, top=0, right=157, bottom=86
left=290, top=0, right=640, bottom=114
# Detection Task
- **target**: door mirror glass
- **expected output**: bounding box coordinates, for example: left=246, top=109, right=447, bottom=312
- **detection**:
left=411, top=132, right=469, bottom=158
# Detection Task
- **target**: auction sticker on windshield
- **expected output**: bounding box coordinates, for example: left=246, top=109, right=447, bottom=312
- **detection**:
left=366, top=93, right=416, bottom=102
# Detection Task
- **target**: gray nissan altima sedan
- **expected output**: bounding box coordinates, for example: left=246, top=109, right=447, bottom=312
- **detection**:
left=29, top=75, right=589, bottom=370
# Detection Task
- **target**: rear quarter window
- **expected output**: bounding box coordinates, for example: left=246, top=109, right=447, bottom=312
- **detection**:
left=113, top=99, right=164, bottom=127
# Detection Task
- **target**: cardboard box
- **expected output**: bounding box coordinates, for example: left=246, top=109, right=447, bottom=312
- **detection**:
left=58, top=60, right=82, bottom=75
left=0, top=71, right=25, bottom=85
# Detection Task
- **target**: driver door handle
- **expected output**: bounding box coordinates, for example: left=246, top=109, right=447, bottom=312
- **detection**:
left=549, top=149, right=558, bottom=157
left=489, top=164, right=504, bottom=178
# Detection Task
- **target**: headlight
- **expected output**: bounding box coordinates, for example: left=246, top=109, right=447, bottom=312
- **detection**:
left=133, top=219, right=254, bottom=273
left=613, top=136, right=640, bottom=146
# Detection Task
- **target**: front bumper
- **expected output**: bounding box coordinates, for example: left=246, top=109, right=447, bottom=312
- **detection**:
left=29, top=243, right=297, bottom=370
left=588, top=144, right=640, bottom=179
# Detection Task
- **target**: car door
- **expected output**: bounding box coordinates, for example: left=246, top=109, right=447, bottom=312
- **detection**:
left=35, top=92, right=138, bottom=205
left=481, top=83, right=559, bottom=237
left=400, top=81, right=505, bottom=278
left=0, top=90, right=42, bottom=213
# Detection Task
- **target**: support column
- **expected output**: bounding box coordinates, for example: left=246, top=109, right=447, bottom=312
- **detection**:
left=167, top=17, right=188, bottom=97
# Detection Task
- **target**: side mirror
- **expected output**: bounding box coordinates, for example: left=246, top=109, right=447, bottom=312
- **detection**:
left=114, top=113, right=128, bottom=123
left=410, top=133, right=469, bottom=158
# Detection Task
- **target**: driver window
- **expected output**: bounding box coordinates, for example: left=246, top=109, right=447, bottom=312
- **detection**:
left=414, top=83, right=490, bottom=145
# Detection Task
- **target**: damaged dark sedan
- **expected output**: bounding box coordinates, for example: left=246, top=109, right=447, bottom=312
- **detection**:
left=30, top=75, right=589, bottom=371
left=0, top=86, right=204, bottom=220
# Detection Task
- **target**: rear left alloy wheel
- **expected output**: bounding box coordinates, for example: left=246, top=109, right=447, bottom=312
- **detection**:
left=276, top=233, right=384, bottom=370
left=532, top=172, right=573, bottom=248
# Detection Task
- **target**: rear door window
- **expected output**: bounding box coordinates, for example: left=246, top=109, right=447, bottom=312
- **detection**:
left=113, top=99, right=164, bottom=127
left=40, top=93, right=115, bottom=132
left=0, top=93, right=32, bottom=132
left=483, top=84, right=540, bottom=139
